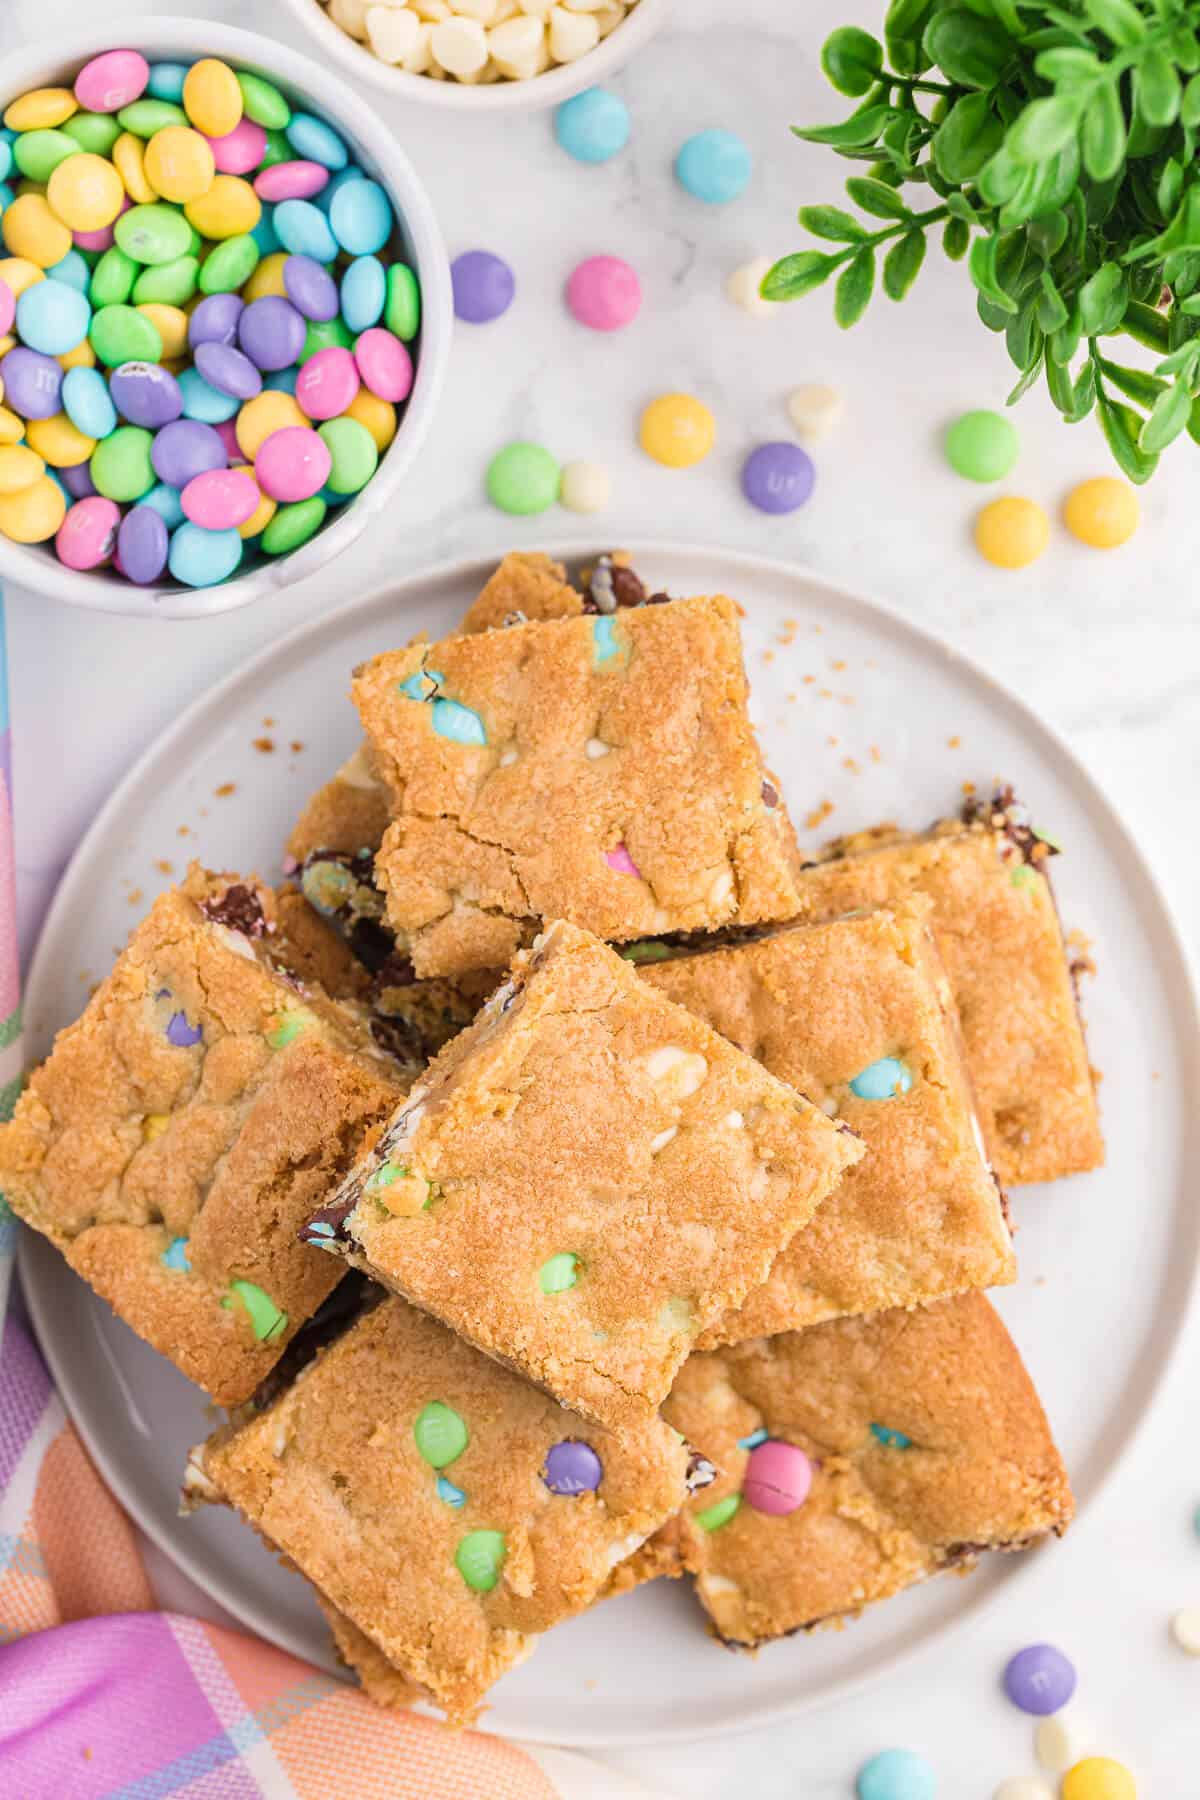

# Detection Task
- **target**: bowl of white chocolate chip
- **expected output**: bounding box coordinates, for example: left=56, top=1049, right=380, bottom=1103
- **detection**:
left=280, top=0, right=666, bottom=107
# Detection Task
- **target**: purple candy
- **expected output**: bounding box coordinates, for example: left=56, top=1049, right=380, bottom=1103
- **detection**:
left=151, top=418, right=227, bottom=488
left=0, top=345, right=63, bottom=420
left=188, top=292, right=244, bottom=350
left=117, top=504, right=169, bottom=586
left=194, top=340, right=263, bottom=401
left=237, top=296, right=306, bottom=372
left=543, top=1439, right=603, bottom=1496
left=165, top=1010, right=202, bottom=1048
left=451, top=250, right=515, bottom=325
left=60, top=461, right=96, bottom=499
left=1002, top=1644, right=1077, bottom=1716
left=282, top=255, right=338, bottom=323
left=109, top=361, right=183, bottom=430
left=741, top=441, right=815, bottom=515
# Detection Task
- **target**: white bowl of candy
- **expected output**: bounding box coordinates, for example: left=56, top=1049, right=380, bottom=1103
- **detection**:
left=279, top=0, right=668, bottom=110
left=0, top=17, right=451, bottom=619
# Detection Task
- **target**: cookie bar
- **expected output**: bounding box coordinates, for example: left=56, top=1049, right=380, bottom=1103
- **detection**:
left=661, top=1292, right=1073, bottom=1647
left=641, top=902, right=1015, bottom=1345
left=791, top=791, right=1102, bottom=1185
left=302, top=920, right=864, bottom=1432
left=191, top=1295, right=698, bottom=1723
left=0, top=869, right=405, bottom=1406
left=353, top=594, right=804, bottom=979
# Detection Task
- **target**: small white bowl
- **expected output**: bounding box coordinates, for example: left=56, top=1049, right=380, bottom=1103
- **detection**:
left=278, top=0, right=669, bottom=112
left=0, top=16, right=451, bottom=620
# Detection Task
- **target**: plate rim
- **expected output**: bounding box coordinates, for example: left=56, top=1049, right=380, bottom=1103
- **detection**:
left=18, top=539, right=1200, bottom=1747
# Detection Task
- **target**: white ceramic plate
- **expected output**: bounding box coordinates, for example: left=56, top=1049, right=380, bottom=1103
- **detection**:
left=19, top=543, right=1199, bottom=1748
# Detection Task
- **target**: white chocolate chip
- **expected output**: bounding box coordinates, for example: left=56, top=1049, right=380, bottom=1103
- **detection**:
left=594, top=3, right=626, bottom=35
left=518, top=0, right=554, bottom=15
left=549, top=3, right=599, bottom=59
left=641, top=1045, right=708, bottom=1100
left=431, top=15, right=489, bottom=71
left=499, top=744, right=520, bottom=766
left=787, top=383, right=844, bottom=441
left=649, top=1126, right=677, bottom=1153
left=411, top=0, right=451, bottom=16
left=212, top=924, right=258, bottom=961
left=330, top=0, right=371, bottom=37
left=563, top=0, right=607, bottom=8
left=453, top=0, right=499, bottom=17
left=491, top=0, right=519, bottom=17
left=1171, top=1608, right=1200, bottom=1654
left=707, top=868, right=735, bottom=910
left=992, top=1783, right=1055, bottom=1800
left=722, top=1109, right=744, bottom=1130
left=602, top=1529, right=648, bottom=1572
left=584, top=736, right=610, bottom=759
left=1034, top=1709, right=1096, bottom=1773
left=820, top=1094, right=839, bottom=1116
left=336, top=742, right=383, bottom=791
left=560, top=458, right=611, bottom=514
left=700, top=1574, right=740, bottom=1597
left=366, top=5, right=422, bottom=61
left=272, top=1419, right=290, bottom=1456
left=488, top=13, right=544, bottom=73
left=726, top=256, right=778, bottom=319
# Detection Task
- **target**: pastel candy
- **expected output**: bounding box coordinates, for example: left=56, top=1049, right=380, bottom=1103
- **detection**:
left=55, top=495, right=119, bottom=569
left=413, top=1401, right=468, bottom=1468
left=181, top=467, right=259, bottom=530
left=850, top=1057, right=912, bottom=1100
left=254, top=424, right=331, bottom=502
left=167, top=519, right=242, bottom=586
left=74, top=51, right=150, bottom=115
left=742, top=1440, right=813, bottom=1516
left=117, top=501, right=168, bottom=583
left=295, top=345, right=358, bottom=420
left=454, top=1530, right=505, bottom=1593
left=543, top=1440, right=602, bottom=1496
left=353, top=327, right=412, bottom=401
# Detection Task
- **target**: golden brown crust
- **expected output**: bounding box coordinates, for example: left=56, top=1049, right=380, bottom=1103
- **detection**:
left=456, top=550, right=584, bottom=635
left=662, top=1294, right=1074, bottom=1646
left=642, top=904, right=1015, bottom=1342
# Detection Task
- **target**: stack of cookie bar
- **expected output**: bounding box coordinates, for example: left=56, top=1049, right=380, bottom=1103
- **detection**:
left=0, top=552, right=1098, bottom=1724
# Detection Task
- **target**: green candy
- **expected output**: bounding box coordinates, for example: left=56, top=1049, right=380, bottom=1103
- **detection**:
left=259, top=128, right=292, bottom=170
left=237, top=71, right=291, bottom=130
left=223, top=1279, right=288, bottom=1343
left=133, top=255, right=200, bottom=306
left=619, top=940, right=673, bottom=964
left=319, top=417, right=378, bottom=494
left=944, top=409, right=1020, bottom=483
left=115, top=203, right=193, bottom=268
left=385, top=262, right=420, bottom=342
left=90, top=426, right=155, bottom=502
left=13, top=129, right=81, bottom=183
left=199, top=234, right=259, bottom=296
left=455, top=1530, right=506, bottom=1594
left=302, top=316, right=354, bottom=359
left=90, top=304, right=162, bottom=367
left=487, top=443, right=561, bottom=517
left=90, top=247, right=139, bottom=308
left=267, top=1006, right=317, bottom=1048
left=262, top=496, right=326, bottom=555
left=538, top=1252, right=580, bottom=1295
left=695, top=1493, right=741, bottom=1533
left=62, top=112, right=122, bottom=156
left=116, top=99, right=188, bottom=138
left=413, top=1401, right=469, bottom=1469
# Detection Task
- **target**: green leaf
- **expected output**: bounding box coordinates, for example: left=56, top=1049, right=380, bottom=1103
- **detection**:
left=978, top=294, right=1012, bottom=331
left=1097, top=389, right=1159, bottom=482
left=924, top=8, right=1015, bottom=90
left=1135, top=47, right=1182, bottom=129
left=1182, top=73, right=1200, bottom=129
left=834, top=248, right=876, bottom=327
left=760, top=251, right=845, bottom=302
left=885, top=0, right=938, bottom=75
left=1171, top=24, right=1200, bottom=77
left=1082, top=0, right=1147, bottom=47
left=821, top=27, right=885, bottom=97
left=978, top=142, right=1026, bottom=206
left=1049, top=306, right=1082, bottom=366
left=1121, top=299, right=1172, bottom=350
left=793, top=107, right=893, bottom=149
left=945, top=191, right=982, bottom=223
left=1008, top=94, right=1084, bottom=165
left=1007, top=301, right=1045, bottom=371
left=1158, top=157, right=1184, bottom=220
left=1036, top=270, right=1069, bottom=332
left=933, top=93, right=1005, bottom=182
left=1139, top=375, right=1193, bottom=451
left=1152, top=340, right=1200, bottom=377
left=1028, top=209, right=1069, bottom=260
left=968, top=233, right=1019, bottom=313
left=1180, top=293, right=1200, bottom=315
left=883, top=230, right=927, bottom=299
left=798, top=205, right=869, bottom=243
left=1071, top=360, right=1098, bottom=421
left=1007, top=350, right=1046, bottom=403
left=1078, top=260, right=1129, bottom=335
left=943, top=215, right=971, bottom=260
left=1097, top=356, right=1167, bottom=408
left=845, top=176, right=911, bottom=220
left=1034, top=47, right=1103, bottom=84
left=1045, top=352, right=1078, bottom=416
left=1081, top=80, right=1127, bottom=181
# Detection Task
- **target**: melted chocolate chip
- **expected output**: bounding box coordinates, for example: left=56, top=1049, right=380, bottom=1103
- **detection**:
left=369, top=1012, right=424, bottom=1062
left=375, top=950, right=418, bottom=991
left=961, top=784, right=1055, bottom=866
left=201, top=883, right=267, bottom=937
left=761, top=777, right=779, bottom=809
left=610, top=563, right=647, bottom=608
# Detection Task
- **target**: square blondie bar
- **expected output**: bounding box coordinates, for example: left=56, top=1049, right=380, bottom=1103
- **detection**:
left=642, top=902, right=1015, bottom=1344
left=660, top=1292, right=1073, bottom=1646
left=352, top=594, right=803, bottom=978
left=0, top=870, right=405, bottom=1406
left=792, top=793, right=1102, bottom=1186
left=302, top=920, right=863, bottom=1432
left=191, top=1295, right=699, bottom=1723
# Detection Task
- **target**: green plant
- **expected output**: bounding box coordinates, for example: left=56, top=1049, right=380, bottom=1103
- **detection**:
left=764, top=0, right=1200, bottom=481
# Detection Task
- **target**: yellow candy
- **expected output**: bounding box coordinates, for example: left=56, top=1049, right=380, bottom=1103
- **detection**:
left=3, top=88, right=77, bottom=132
left=0, top=337, right=14, bottom=360
left=639, top=392, right=716, bottom=469
left=0, top=407, right=24, bottom=446
left=0, top=473, right=65, bottom=542
left=46, top=152, right=126, bottom=233
left=137, top=302, right=188, bottom=359
left=244, top=251, right=288, bottom=301
left=144, top=126, right=216, bottom=205
left=1061, top=1758, right=1137, bottom=1800
left=113, top=132, right=156, bottom=206
left=0, top=257, right=45, bottom=299
left=236, top=390, right=307, bottom=460
left=182, top=59, right=244, bottom=139
left=1063, top=476, right=1139, bottom=549
left=232, top=463, right=277, bottom=539
left=58, top=338, right=96, bottom=371
left=142, top=1113, right=170, bottom=1143
left=345, top=388, right=397, bottom=452
left=184, top=174, right=260, bottom=241
left=25, top=412, right=95, bottom=468
left=974, top=495, right=1050, bottom=570
left=1, top=194, right=72, bottom=268
left=0, top=444, right=45, bottom=494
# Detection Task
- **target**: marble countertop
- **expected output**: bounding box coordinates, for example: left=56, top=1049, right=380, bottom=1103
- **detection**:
left=7, top=0, right=1198, bottom=1793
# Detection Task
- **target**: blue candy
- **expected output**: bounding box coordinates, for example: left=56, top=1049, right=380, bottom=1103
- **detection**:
left=251, top=209, right=282, bottom=258
left=285, top=112, right=349, bottom=171
left=0, top=139, right=10, bottom=184
left=177, top=366, right=240, bottom=424
left=168, top=522, right=243, bottom=588
left=45, top=249, right=91, bottom=294
left=737, top=1428, right=769, bottom=1450
left=436, top=1476, right=467, bottom=1509
left=554, top=88, right=630, bottom=165
left=0, top=183, right=13, bottom=218
left=341, top=255, right=386, bottom=333
left=62, top=365, right=117, bottom=441
left=147, top=61, right=189, bottom=102
left=592, top=616, right=621, bottom=665
left=161, top=1237, right=191, bottom=1272
left=849, top=1057, right=912, bottom=1101
left=313, top=166, right=361, bottom=219
left=675, top=129, right=753, bottom=205
left=856, top=1748, right=935, bottom=1800
left=399, top=668, right=442, bottom=700
left=869, top=1423, right=913, bottom=1450
left=264, top=366, right=298, bottom=394
left=329, top=179, right=392, bottom=256
left=140, top=482, right=184, bottom=530
left=432, top=698, right=486, bottom=745
left=273, top=199, right=338, bottom=263
left=15, top=279, right=90, bottom=356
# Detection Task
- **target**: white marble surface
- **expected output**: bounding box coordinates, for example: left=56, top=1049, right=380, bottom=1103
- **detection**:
left=5, top=0, right=1198, bottom=1793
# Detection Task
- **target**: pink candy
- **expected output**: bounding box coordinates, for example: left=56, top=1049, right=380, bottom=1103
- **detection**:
left=55, top=497, right=121, bottom=571
left=354, top=328, right=412, bottom=403
left=207, top=118, right=267, bottom=176
left=0, top=277, right=14, bottom=340
left=214, top=418, right=241, bottom=463
left=181, top=468, right=260, bottom=531
left=73, top=48, right=149, bottom=114
left=566, top=255, right=641, bottom=333
left=605, top=844, right=641, bottom=878
left=74, top=196, right=131, bottom=254
left=295, top=345, right=359, bottom=421
left=254, top=425, right=331, bottom=502
left=254, top=161, right=330, bottom=203
left=742, top=1440, right=813, bottom=1517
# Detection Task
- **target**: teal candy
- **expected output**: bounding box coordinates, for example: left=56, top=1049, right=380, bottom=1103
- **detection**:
left=285, top=113, right=349, bottom=171
left=168, top=522, right=243, bottom=588
left=161, top=1236, right=191, bottom=1272
left=341, top=255, right=386, bottom=333
left=177, top=367, right=240, bottom=423
left=141, top=482, right=184, bottom=530
left=856, top=1748, right=935, bottom=1800
left=399, top=669, right=442, bottom=700
left=264, top=367, right=298, bottom=394
left=869, top=1423, right=913, bottom=1450
left=432, top=698, right=486, bottom=746
left=45, top=250, right=91, bottom=294
left=554, top=88, right=631, bottom=165
left=676, top=129, right=753, bottom=205
left=0, top=184, right=13, bottom=218
left=251, top=210, right=282, bottom=258
left=314, top=166, right=360, bottom=218
left=0, top=139, right=10, bottom=183
left=329, top=179, right=392, bottom=256
left=316, top=484, right=350, bottom=508
left=436, top=1476, right=467, bottom=1509
left=62, top=366, right=117, bottom=441
left=849, top=1056, right=912, bottom=1100
left=737, top=1427, right=769, bottom=1450
left=592, top=615, right=620, bottom=665
left=16, top=280, right=90, bottom=356
left=273, top=200, right=338, bottom=264
left=147, top=62, right=189, bottom=103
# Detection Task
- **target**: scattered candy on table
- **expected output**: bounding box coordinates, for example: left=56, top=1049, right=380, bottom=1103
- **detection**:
left=975, top=496, right=1050, bottom=570
left=451, top=249, right=514, bottom=324
left=787, top=383, right=843, bottom=440
left=486, top=440, right=560, bottom=515
left=675, top=128, right=752, bottom=205
left=555, top=88, right=630, bottom=164
left=0, top=47, right=421, bottom=588
left=944, top=409, right=1020, bottom=483
left=559, top=458, right=609, bottom=514
left=1003, top=1642, right=1077, bottom=1715
left=1060, top=1758, right=1136, bottom=1800
left=639, top=391, right=715, bottom=469
left=725, top=255, right=777, bottom=318
left=321, top=0, right=642, bottom=84
left=565, top=254, right=640, bottom=332
left=741, top=441, right=815, bottom=515
left=1169, top=1608, right=1200, bottom=1654
left=856, top=1747, right=936, bottom=1800
left=1034, top=1706, right=1095, bottom=1773
left=1063, top=477, right=1139, bottom=549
